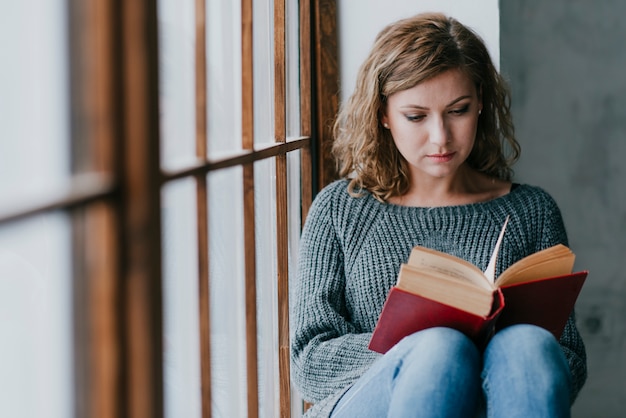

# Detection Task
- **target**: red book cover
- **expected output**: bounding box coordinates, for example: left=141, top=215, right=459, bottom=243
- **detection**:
left=497, top=271, right=588, bottom=339
left=368, top=271, right=587, bottom=354
left=368, top=287, right=505, bottom=354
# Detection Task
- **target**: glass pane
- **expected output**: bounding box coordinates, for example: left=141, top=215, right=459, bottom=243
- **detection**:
left=0, top=214, right=73, bottom=418
left=158, top=0, right=197, bottom=170
left=253, top=0, right=274, bottom=145
left=287, top=150, right=304, bottom=416
left=286, top=0, right=301, bottom=138
left=162, top=178, right=202, bottom=418
left=287, top=150, right=302, bottom=286
left=254, top=159, right=279, bottom=417
left=207, top=0, right=242, bottom=157
left=0, top=1, right=70, bottom=205
left=208, top=167, right=247, bottom=417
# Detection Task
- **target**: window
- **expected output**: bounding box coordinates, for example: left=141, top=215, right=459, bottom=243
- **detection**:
left=0, top=0, right=339, bottom=417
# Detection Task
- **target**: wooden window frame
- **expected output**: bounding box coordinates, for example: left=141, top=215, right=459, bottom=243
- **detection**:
left=0, top=0, right=339, bottom=417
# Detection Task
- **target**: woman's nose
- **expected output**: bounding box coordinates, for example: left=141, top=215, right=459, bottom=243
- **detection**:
left=428, top=118, right=450, bottom=145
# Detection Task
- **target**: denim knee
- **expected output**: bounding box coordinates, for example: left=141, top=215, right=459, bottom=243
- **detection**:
left=482, top=324, right=572, bottom=410
left=487, top=324, right=569, bottom=373
left=392, top=327, right=480, bottom=367
left=387, top=327, right=482, bottom=416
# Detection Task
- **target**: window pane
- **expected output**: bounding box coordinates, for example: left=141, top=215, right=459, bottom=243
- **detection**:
left=208, top=167, right=247, bottom=417
left=0, top=1, right=70, bottom=204
left=254, top=158, right=279, bottom=417
left=162, top=178, right=202, bottom=418
left=253, top=0, right=274, bottom=145
left=287, top=150, right=304, bottom=416
left=287, top=150, right=302, bottom=283
left=0, top=214, right=73, bottom=418
left=207, top=0, right=242, bottom=156
left=286, top=0, right=301, bottom=138
left=158, top=0, right=197, bottom=170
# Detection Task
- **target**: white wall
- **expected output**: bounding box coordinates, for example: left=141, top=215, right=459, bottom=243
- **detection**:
left=337, top=0, right=500, bottom=101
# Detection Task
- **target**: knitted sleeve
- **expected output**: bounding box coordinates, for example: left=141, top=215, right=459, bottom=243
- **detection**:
left=536, top=190, right=588, bottom=403
left=290, top=184, right=380, bottom=404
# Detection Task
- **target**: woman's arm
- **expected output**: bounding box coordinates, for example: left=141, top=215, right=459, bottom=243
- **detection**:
left=559, top=311, right=587, bottom=403
left=290, top=186, right=379, bottom=403
left=538, top=191, right=587, bottom=402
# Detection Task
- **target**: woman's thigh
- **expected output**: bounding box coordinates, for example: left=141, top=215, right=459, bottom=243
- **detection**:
left=331, top=327, right=481, bottom=418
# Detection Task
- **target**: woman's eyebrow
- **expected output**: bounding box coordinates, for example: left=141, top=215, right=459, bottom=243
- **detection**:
left=398, top=95, right=473, bottom=111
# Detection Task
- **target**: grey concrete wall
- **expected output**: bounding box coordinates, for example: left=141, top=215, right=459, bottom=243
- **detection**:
left=500, top=1, right=626, bottom=416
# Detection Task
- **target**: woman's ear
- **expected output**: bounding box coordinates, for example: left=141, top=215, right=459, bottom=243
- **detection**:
left=380, top=114, right=389, bottom=129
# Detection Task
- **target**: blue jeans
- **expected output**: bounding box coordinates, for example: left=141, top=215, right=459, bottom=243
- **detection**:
left=330, top=325, right=572, bottom=418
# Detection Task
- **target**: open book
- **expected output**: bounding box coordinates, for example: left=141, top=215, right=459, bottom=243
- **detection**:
left=368, top=217, right=588, bottom=354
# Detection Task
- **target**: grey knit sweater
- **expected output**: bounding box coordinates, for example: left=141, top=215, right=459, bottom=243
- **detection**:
left=290, top=179, right=587, bottom=417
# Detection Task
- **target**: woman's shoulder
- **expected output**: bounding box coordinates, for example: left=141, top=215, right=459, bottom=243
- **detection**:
left=508, top=183, right=561, bottom=209
left=502, top=183, right=565, bottom=233
left=307, top=179, right=349, bottom=215
left=306, top=179, right=383, bottom=229
left=312, top=178, right=376, bottom=209
left=505, top=183, right=568, bottom=247
left=315, top=178, right=351, bottom=199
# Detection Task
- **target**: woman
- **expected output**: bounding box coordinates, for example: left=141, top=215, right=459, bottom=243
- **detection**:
left=290, top=12, right=587, bottom=418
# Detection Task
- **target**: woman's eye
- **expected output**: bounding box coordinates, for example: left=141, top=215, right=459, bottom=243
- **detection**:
left=450, top=105, right=470, bottom=115
left=405, top=114, right=426, bottom=122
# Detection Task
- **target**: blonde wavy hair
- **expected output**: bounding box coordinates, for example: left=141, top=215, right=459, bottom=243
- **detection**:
left=332, top=13, right=520, bottom=201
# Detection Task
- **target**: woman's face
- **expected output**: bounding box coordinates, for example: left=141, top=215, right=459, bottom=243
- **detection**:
left=381, top=68, right=482, bottom=182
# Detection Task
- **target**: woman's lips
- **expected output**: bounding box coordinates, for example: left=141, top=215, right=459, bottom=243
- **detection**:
left=427, top=151, right=456, bottom=163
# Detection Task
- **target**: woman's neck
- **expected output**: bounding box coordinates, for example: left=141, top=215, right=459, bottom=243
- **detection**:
left=388, top=167, right=511, bottom=208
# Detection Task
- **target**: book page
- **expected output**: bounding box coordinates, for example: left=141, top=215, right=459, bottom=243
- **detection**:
left=396, top=264, right=494, bottom=316
left=495, top=244, right=575, bottom=287
left=484, top=217, right=509, bottom=283
left=407, top=246, right=493, bottom=291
